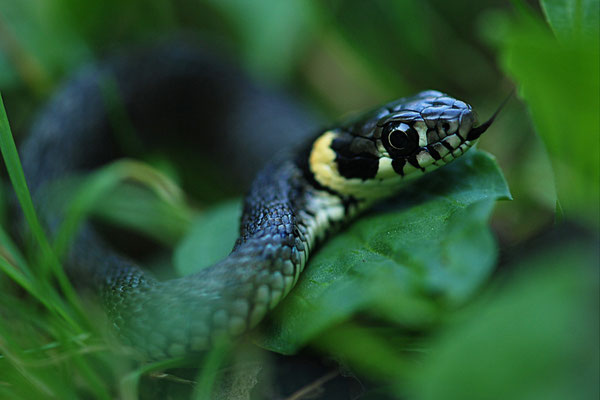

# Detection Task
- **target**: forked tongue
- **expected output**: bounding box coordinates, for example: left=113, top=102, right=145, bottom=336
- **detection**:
left=467, top=90, right=514, bottom=140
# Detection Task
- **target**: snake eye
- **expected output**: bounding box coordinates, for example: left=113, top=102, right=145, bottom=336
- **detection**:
left=383, top=122, right=418, bottom=156
left=388, top=129, right=410, bottom=150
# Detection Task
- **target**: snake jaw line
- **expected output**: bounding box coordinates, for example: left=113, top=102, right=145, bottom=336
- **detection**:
left=306, top=91, right=495, bottom=202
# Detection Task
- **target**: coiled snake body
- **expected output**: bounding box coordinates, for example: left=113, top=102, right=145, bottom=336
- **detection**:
left=20, top=42, right=493, bottom=359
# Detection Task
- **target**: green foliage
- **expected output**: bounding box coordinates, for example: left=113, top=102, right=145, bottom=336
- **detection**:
left=540, top=0, right=599, bottom=40
left=267, top=151, right=509, bottom=353
left=175, top=151, right=510, bottom=355
left=0, top=0, right=597, bottom=398
left=0, top=94, right=82, bottom=324
left=0, top=94, right=115, bottom=399
left=203, top=0, right=318, bottom=82
left=50, top=160, right=194, bottom=253
left=492, top=0, right=599, bottom=224
left=408, top=245, right=599, bottom=400
left=175, top=199, right=241, bottom=275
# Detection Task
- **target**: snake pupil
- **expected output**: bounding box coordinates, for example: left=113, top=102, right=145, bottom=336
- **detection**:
left=383, top=122, right=418, bottom=156
left=389, top=129, right=410, bottom=150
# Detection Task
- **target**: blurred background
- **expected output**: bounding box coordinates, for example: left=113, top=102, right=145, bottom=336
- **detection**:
left=0, top=0, right=597, bottom=399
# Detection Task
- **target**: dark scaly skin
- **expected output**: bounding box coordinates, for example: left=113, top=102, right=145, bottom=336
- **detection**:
left=20, top=41, right=492, bottom=359
left=99, top=155, right=332, bottom=358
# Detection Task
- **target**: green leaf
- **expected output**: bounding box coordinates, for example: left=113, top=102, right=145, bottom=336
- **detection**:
left=174, top=199, right=241, bottom=276
left=540, top=0, right=599, bottom=41
left=0, top=93, right=83, bottom=328
left=408, top=243, right=599, bottom=400
left=47, top=159, right=192, bottom=259
left=92, top=184, right=193, bottom=247
left=493, top=1, right=599, bottom=224
left=258, top=150, right=509, bottom=354
left=174, top=150, right=510, bottom=355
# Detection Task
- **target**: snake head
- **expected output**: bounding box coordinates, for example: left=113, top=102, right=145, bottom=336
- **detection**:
left=308, top=90, right=497, bottom=199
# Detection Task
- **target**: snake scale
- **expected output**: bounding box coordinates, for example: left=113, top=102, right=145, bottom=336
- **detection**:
left=19, top=41, right=494, bottom=360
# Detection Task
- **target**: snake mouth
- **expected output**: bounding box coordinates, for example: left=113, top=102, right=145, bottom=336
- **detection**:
left=375, top=114, right=479, bottom=179
left=396, top=132, right=476, bottom=177
left=413, top=92, right=513, bottom=172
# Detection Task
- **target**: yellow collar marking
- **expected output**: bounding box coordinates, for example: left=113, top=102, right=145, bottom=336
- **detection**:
left=309, top=131, right=407, bottom=199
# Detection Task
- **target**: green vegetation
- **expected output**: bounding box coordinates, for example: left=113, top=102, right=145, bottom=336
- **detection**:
left=0, top=0, right=597, bottom=398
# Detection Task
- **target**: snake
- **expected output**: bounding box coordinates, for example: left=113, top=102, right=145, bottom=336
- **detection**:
left=19, top=41, right=495, bottom=360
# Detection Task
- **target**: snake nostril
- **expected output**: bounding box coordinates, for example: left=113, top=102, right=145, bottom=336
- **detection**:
left=437, top=122, right=449, bottom=139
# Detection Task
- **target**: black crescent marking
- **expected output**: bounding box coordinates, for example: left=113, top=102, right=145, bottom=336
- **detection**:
left=391, top=158, right=406, bottom=176
left=441, top=140, right=455, bottom=152
left=407, top=155, right=424, bottom=171
left=335, top=153, right=379, bottom=180
left=426, top=145, right=442, bottom=160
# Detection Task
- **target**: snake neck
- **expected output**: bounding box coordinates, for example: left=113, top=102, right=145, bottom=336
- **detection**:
left=230, top=156, right=354, bottom=307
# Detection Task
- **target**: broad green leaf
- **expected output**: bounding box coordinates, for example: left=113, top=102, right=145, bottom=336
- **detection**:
left=173, top=150, right=510, bottom=354
left=493, top=1, right=599, bottom=224
left=540, top=0, right=599, bottom=41
left=258, top=150, right=509, bottom=353
left=408, top=244, right=599, bottom=400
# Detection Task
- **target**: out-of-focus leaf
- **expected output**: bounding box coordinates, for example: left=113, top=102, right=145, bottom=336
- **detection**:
left=492, top=1, right=599, bottom=224
left=204, top=0, right=318, bottom=82
left=315, top=0, right=499, bottom=103
left=174, top=199, right=241, bottom=276
left=408, top=244, right=599, bottom=400
left=0, top=0, right=89, bottom=94
left=0, top=53, right=19, bottom=89
left=39, top=159, right=193, bottom=259
left=93, top=184, right=193, bottom=247
left=44, top=0, right=176, bottom=49
left=540, top=0, right=599, bottom=41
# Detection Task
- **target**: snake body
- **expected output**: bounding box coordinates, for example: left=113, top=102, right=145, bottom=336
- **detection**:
left=20, top=42, right=493, bottom=359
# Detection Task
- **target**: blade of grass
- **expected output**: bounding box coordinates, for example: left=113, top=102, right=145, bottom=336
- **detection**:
left=52, top=158, right=192, bottom=259
left=0, top=255, right=35, bottom=297
left=0, top=224, right=30, bottom=276
left=192, top=341, right=231, bottom=400
left=0, top=327, right=56, bottom=397
left=0, top=93, right=84, bottom=330
left=70, top=353, right=112, bottom=400
left=120, top=356, right=190, bottom=400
